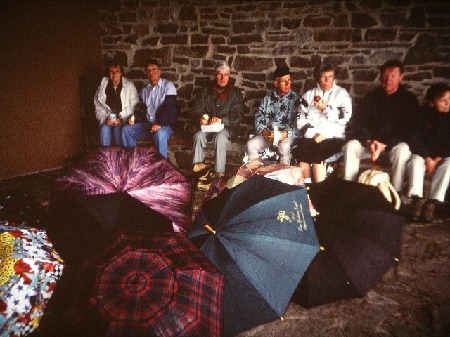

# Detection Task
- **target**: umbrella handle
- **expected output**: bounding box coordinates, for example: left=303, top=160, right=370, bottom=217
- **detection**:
left=204, top=224, right=216, bottom=234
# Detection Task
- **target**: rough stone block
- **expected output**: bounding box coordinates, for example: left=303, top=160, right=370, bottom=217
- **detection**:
left=351, top=13, right=377, bottom=28
left=234, top=56, right=273, bottom=72
left=315, top=29, right=352, bottom=41
left=161, top=35, right=188, bottom=45
left=304, top=16, right=332, bottom=28
left=229, top=34, right=263, bottom=45
left=179, top=6, right=197, bottom=21
left=365, top=29, right=397, bottom=42
left=154, top=23, right=179, bottom=34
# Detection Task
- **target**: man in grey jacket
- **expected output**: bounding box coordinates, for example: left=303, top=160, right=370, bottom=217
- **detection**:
left=191, top=61, right=245, bottom=177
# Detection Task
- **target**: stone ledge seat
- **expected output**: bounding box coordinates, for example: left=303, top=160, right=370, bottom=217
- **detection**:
left=137, top=134, right=247, bottom=174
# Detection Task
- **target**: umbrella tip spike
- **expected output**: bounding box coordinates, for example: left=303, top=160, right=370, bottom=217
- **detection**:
left=280, top=316, right=284, bottom=321
left=320, top=246, right=325, bottom=251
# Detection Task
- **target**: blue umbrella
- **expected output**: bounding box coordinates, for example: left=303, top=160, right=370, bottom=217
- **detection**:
left=188, top=175, right=319, bottom=337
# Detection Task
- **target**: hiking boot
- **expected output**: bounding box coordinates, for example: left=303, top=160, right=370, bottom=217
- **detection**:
left=410, top=197, right=425, bottom=222
left=193, top=163, right=207, bottom=172
left=421, top=199, right=436, bottom=223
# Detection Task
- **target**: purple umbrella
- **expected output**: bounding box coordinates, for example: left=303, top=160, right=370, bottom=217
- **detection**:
left=54, top=147, right=191, bottom=232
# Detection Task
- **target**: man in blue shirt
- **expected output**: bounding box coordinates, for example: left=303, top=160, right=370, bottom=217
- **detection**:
left=246, top=66, right=300, bottom=165
left=122, top=59, right=177, bottom=159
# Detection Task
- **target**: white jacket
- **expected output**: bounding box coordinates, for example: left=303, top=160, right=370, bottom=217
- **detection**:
left=94, top=77, right=139, bottom=125
left=297, top=82, right=352, bottom=139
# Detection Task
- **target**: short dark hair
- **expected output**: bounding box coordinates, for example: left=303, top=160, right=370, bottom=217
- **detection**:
left=106, top=60, right=124, bottom=75
left=425, top=82, right=450, bottom=105
left=314, top=64, right=335, bottom=80
left=145, top=59, right=161, bottom=69
left=380, top=59, right=404, bottom=74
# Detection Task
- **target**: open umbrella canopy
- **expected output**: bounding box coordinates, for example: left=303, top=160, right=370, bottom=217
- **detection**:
left=54, top=147, right=191, bottom=231
left=49, top=232, right=224, bottom=337
left=293, top=178, right=403, bottom=308
left=0, top=222, right=64, bottom=336
left=188, top=175, right=319, bottom=337
left=0, top=190, right=47, bottom=228
left=307, top=177, right=396, bottom=213
left=46, top=191, right=173, bottom=264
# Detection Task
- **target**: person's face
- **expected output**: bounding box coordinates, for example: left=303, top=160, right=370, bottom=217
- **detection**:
left=108, top=65, right=122, bottom=86
left=431, top=90, right=450, bottom=113
left=146, top=64, right=162, bottom=85
left=318, top=70, right=335, bottom=91
left=215, top=68, right=230, bottom=87
left=380, top=67, right=404, bottom=95
left=274, top=74, right=291, bottom=96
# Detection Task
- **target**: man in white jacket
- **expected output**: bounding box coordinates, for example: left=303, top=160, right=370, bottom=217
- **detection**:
left=94, top=61, right=139, bottom=146
left=294, top=64, right=352, bottom=182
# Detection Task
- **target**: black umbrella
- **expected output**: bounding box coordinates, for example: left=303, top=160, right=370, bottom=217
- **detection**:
left=47, top=191, right=173, bottom=264
left=307, top=177, right=397, bottom=212
left=293, top=178, right=403, bottom=308
left=188, top=175, right=320, bottom=336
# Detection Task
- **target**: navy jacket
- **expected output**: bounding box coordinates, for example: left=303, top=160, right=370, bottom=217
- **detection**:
left=351, top=85, right=419, bottom=150
left=134, top=95, right=177, bottom=128
left=411, top=106, right=450, bottom=158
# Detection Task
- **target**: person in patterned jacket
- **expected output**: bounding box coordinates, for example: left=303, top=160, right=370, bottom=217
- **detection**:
left=246, top=66, right=301, bottom=165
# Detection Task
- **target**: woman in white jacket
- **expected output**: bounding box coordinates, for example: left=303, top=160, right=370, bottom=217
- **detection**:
left=293, top=64, right=352, bottom=182
left=94, top=61, right=139, bottom=146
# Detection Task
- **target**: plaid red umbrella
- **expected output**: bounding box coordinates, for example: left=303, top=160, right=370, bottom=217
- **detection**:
left=54, top=147, right=191, bottom=231
left=50, top=232, right=224, bottom=337
left=0, top=222, right=64, bottom=336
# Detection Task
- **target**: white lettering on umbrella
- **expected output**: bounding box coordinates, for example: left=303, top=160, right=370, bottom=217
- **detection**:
left=276, top=201, right=308, bottom=232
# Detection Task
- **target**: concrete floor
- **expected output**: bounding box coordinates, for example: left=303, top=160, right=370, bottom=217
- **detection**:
left=1, top=168, right=449, bottom=337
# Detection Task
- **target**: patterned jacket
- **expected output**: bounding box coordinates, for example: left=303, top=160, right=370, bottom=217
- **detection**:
left=255, top=89, right=300, bottom=138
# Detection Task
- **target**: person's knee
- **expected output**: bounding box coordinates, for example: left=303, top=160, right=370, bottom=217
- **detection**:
left=343, top=139, right=360, bottom=153
left=122, top=125, right=131, bottom=136
left=193, top=131, right=202, bottom=142
left=278, top=142, right=291, bottom=157
left=392, top=142, right=411, bottom=161
left=410, top=154, right=424, bottom=164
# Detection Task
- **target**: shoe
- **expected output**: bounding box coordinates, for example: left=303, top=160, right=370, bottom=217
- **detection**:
left=211, top=172, right=225, bottom=179
left=198, top=168, right=213, bottom=181
left=197, top=180, right=211, bottom=191
left=410, top=197, right=425, bottom=222
left=193, top=163, right=207, bottom=172
left=421, top=200, right=436, bottom=223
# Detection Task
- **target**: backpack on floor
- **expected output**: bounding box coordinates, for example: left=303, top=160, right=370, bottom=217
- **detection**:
left=358, top=169, right=401, bottom=210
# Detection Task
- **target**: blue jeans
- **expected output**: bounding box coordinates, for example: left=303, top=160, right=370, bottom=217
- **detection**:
left=100, top=124, right=123, bottom=146
left=122, top=122, right=173, bottom=159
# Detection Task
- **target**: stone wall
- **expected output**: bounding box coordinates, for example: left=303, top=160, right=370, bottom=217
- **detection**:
left=98, top=0, right=450, bottom=138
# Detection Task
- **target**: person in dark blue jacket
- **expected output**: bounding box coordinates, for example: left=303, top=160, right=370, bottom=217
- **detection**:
left=343, top=60, right=419, bottom=192
left=122, top=59, right=177, bottom=159
left=407, top=83, right=450, bottom=222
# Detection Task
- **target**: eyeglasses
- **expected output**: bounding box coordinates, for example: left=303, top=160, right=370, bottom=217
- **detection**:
left=278, top=79, right=291, bottom=85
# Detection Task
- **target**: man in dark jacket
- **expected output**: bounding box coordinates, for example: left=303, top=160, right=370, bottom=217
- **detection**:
left=343, top=59, right=419, bottom=192
left=191, top=61, right=245, bottom=177
left=122, top=59, right=177, bottom=159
